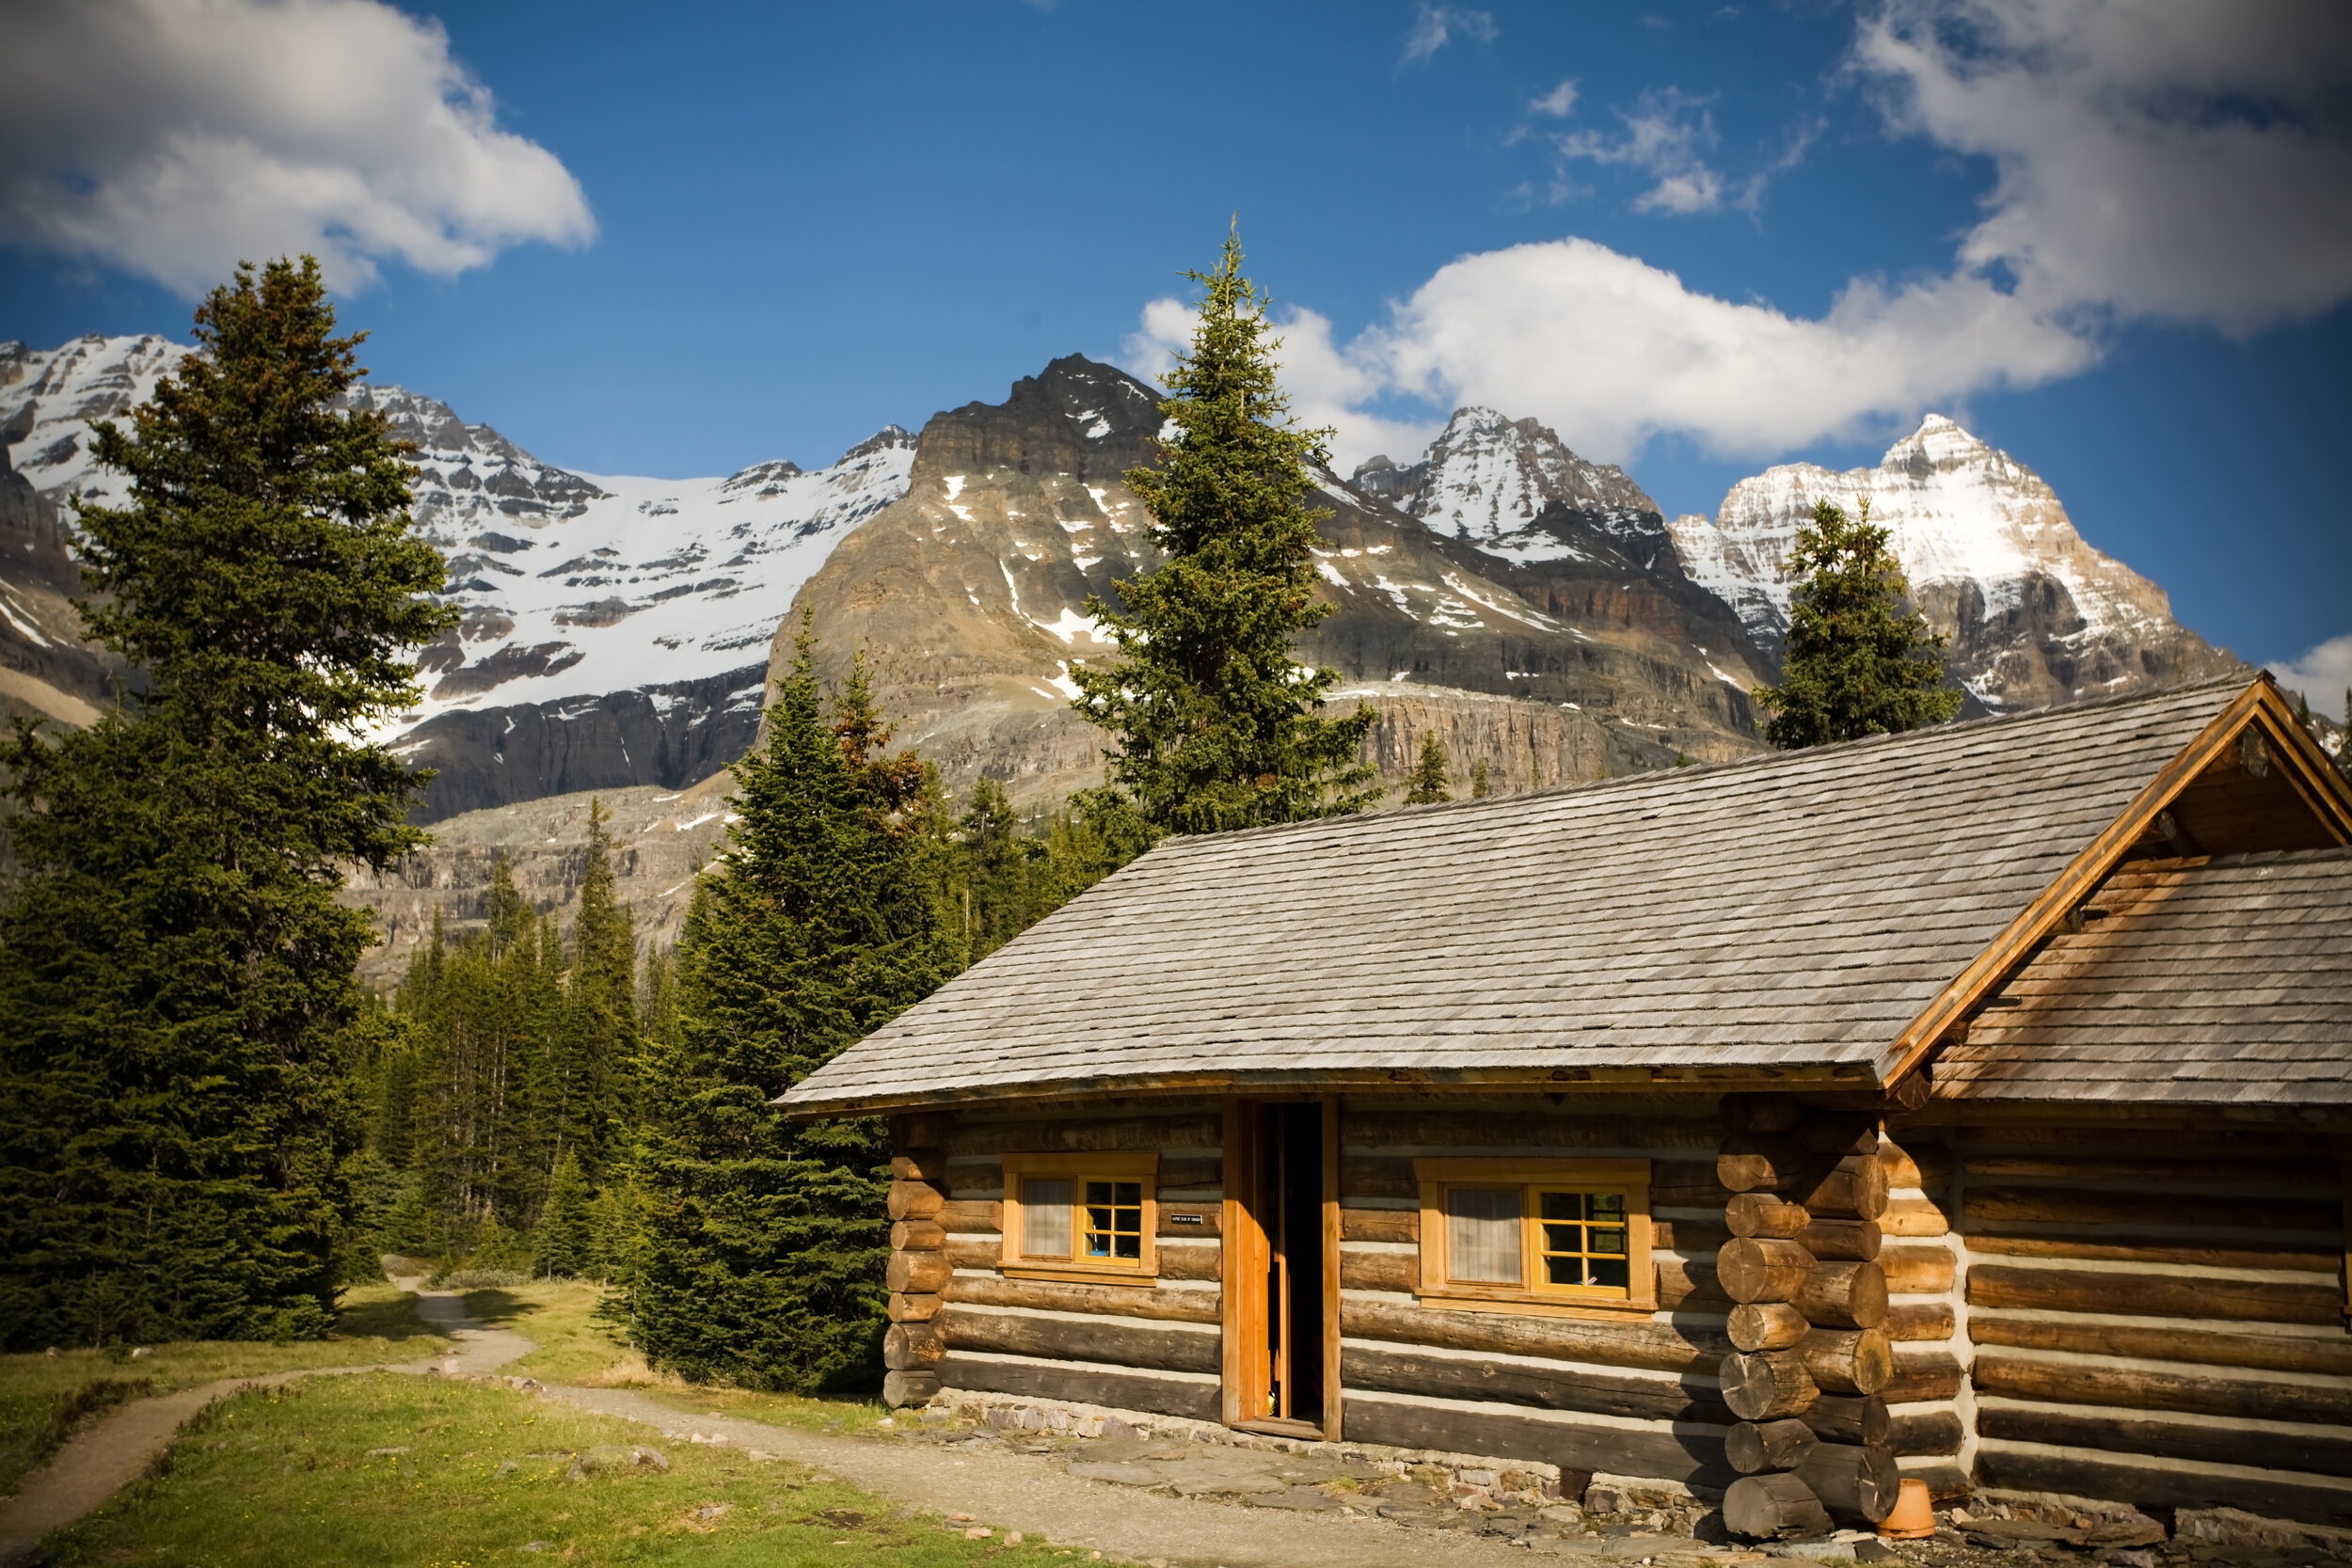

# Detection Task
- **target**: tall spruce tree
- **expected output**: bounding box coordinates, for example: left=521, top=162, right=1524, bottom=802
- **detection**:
left=0, top=257, right=454, bottom=1346
left=1072, top=227, right=1378, bottom=833
left=1754, top=499, right=1961, bottom=749
left=1406, top=734, right=1453, bottom=804
left=548, top=799, right=636, bottom=1181
left=619, top=622, right=961, bottom=1391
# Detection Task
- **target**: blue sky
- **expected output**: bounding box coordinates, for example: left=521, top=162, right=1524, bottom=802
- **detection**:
left=3, top=1, right=2348, bottom=690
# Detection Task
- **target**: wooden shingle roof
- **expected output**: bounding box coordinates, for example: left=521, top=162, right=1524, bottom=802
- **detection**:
left=786, top=680, right=2303, bottom=1115
left=1937, top=847, right=2352, bottom=1105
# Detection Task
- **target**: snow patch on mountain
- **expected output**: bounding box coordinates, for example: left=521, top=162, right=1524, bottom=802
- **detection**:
left=1349, top=406, right=1663, bottom=561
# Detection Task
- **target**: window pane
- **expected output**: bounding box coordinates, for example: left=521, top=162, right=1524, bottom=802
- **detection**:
left=1588, top=1258, right=1630, bottom=1291
left=1534, top=1187, right=1635, bottom=1297
left=1541, top=1222, right=1583, bottom=1254
left=1447, top=1188, right=1522, bottom=1284
left=1540, top=1191, right=1583, bottom=1222
left=1589, top=1227, right=1627, bottom=1257
left=1023, top=1178, right=1073, bottom=1257
left=1082, top=1179, right=1143, bottom=1264
left=1590, top=1193, right=1626, bottom=1221
left=1544, top=1253, right=1581, bottom=1285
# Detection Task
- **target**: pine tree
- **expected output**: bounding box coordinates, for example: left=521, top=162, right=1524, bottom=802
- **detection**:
left=1754, top=499, right=1961, bottom=749
left=1406, top=734, right=1453, bottom=804
left=958, top=776, right=1042, bottom=961
left=1471, top=761, right=1491, bottom=799
left=620, top=619, right=961, bottom=1391
left=532, top=1152, right=595, bottom=1279
left=0, top=257, right=455, bottom=1347
left=547, top=800, right=636, bottom=1182
left=1072, top=227, right=1379, bottom=834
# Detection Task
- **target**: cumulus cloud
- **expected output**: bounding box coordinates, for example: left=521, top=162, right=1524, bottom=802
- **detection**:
left=1554, top=89, right=1728, bottom=214
left=2269, top=636, right=2352, bottom=720
left=0, top=0, right=595, bottom=294
left=1854, top=0, right=2352, bottom=333
left=1400, top=5, right=1497, bottom=70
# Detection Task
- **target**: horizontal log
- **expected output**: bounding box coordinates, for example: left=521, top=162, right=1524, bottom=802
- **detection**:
left=1793, top=1155, right=1887, bottom=1221
left=888, top=1249, right=951, bottom=1294
left=1797, top=1219, right=1881, bottom=1262
left=1963, top=1154, right=2339, bottom=1191
left=1964, top=1230, right=2340, bottom=1274
left=882, top=1319, right=944, bottom=1370
left=1341, top=1344, right=1733, bottom=1424
left=944, top=1275, right=1220, bottom=1325
left=892, top=1113, right=951, bottom=1150
left=938, top=1199, right=1001, bottom=1234
left=1661, top=1256, right=1731, bottom=1314
left=1977, top=1404, right=2352, bottom=1481
left=891, top=1219, right=946, bottom=1251
left=1877, top=1139, right=1951, bottom=1191
left=1156, top=1201, right=1220, bottom=1237
left=1727, top=1194, right=1811, bottom=1241
left=1974, top=1353, right=2352, bottom=1426
left=888, top=1180, right=945, bottom=1221
left=1800, top=1394, right=1888, bottom=1448
left=893, top=1149, right=947, bottom=1183
left=940, top=1306, right=1219, bottom=1375
left=1724, top=1473, right=1831, bottom=1541
left=1342, top=1207, right=1418, bottom=1244
left=882, top=1370, right=939, bottom=1408
left=1661, top=1219, right=1732, bottom=1256
left=1798, top=1328, right=1892, bottom=1396
left=1967, top=1314, right=2352, bottom=1376
left=1726, top=1418, right=1818, bottom=1474
left=1879, top=1196, right=1951, bottom=1238
left=943, top=1154, right=1223, bottom=1196
left=1965, top=1184, right=2342, bottom=1235
left=1882, top=1351, right=1962, bottom=1404
left=1883, top=1302, right=1955, bottom=1343
left=1343, top=1155, right=1727, bottom=1207
left=1792, top=1260, right=1886, bottom=1329
left=1886, top=1409, right=1964, bottom=1458
left=1728, top=1303, right=1809, bottom=1354
left=1342, top=1294, right=1724, bottom=1375
left=1969, top=1449, right=2352, bottom=1531
left=1794, top=1117, right=1881, bottom=1158
left=1948, top=1123, right=2334, bottom=1158
left=1340, top=1249, right=1417, bottom=1294
left=1720, top=1135, right=1810, bottom=1195
left=1795, top=1441, right=1900, bottom=1523
left=1342, top=1111, right=1721, bottom=1151
left=888, top=1291, right=943, bottom=1323
left=1967, top=1264, right=2344, bottom=1325
left=946, top=1115, right=1221, bottom=1157
left=932, top=1353, right=1218, bottom=1423
left=1724, top=1094, right=1804, bottom=1135
left=946, top=1236, right=1001, bottom=1271
left=1878, top=1244, right=1953, bottom=1295
left=1722, top=1350, right=1820, bottom=1420
left=1340, top=1398, right=1730, bottom=1491
left=1719, top=1239, right=1815, bottom=1304
left=1158, top=1242, right=1219, bottom=1283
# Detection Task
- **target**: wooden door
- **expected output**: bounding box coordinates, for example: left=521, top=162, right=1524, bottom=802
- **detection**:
left=1220, top=1097, right=1341, bottom=1438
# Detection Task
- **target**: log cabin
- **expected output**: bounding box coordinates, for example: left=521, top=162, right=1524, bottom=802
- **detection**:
left=780, top=674, right=2352, bottom=1535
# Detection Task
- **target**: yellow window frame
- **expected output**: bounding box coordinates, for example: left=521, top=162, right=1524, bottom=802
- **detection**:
left=1412, top=1158, right=1655, bottom=1320
left=1000, top=1151, right=1159, bottom=1285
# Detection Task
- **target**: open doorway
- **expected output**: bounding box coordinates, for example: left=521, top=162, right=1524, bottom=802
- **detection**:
left=1221, top=1098, right=1338, bottom=1437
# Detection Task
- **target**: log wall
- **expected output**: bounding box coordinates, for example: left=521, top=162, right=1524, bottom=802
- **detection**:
left=1915, top=1116, right=2352, bottom=1528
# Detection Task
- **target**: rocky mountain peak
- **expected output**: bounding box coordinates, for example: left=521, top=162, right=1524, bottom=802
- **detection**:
left=914, top=356, right=1164, bottom=489
left=1349, top=404, right=1664, bottom=563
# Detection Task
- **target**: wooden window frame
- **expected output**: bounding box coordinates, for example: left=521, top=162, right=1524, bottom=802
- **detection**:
left=1413, top=1158, right=1655, bottom=1321
left=1000, top=1151, right=1159, bottom=1285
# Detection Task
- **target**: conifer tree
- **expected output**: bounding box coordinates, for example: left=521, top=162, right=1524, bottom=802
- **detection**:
left=620, top=619, right=961, bottom=1391
left=1073, top=227, right=1378, bottom=833
left=546, top=800, right=636, bottom=1181
left=1406, top=734, right=1453, bottom=804
left=532, top=1152, right=595, bottom=1279
left=958, top=776, right=1041, bottom=961
left=0, top=257, right=454, bottom=1347
left=1754, top=499, right=1960, bottom=749
left=1471, top=761, right=1491, bottom=799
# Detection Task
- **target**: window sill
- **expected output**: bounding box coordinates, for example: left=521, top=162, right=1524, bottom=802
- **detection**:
left=1416, top=1290, right=1655, bottom=1322
left=1002, top=1264, right=1158, bottom=1287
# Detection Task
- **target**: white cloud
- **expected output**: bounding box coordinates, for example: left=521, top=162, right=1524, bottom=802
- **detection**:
left=1530, top=80, right=1579, bottom=118
left=1555, top=89, right=1728, bottom=214
left=0, top=0, right=594, bottom=295
left=2269, top=636, right=2352, bottom=721
left=1400, top=5, right=1497, bottom=69
left=1854, top=0, right=2352, bottom=333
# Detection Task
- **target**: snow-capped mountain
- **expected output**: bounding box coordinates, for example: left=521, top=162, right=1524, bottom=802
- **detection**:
left=1351, top=406, right=1665, bottom=562
left=0, top=334, right=916, bottom=815
left=1665, top=415, right=2241, bottom=710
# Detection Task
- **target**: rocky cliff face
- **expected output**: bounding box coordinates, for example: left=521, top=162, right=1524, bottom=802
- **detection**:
left=0, top=347, right=128, bottom=728
left=1667, top=416, right=2245, bottom=710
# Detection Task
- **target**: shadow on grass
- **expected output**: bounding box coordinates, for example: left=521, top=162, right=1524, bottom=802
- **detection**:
left=452, top=1288, right=533, bottom=1328
left=333, top=1288, right=442, bottom=1343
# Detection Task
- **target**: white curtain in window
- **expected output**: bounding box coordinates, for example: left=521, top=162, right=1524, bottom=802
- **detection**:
left=1447, top=1187, right=1521, bottom=1284
left=1023, top=1178, right=1073, bottom=1257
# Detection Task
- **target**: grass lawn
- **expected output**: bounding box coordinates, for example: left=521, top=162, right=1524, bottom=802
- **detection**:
left=44, top=1374, right=1057, bottom=1567
left=0, top=1283, right=448, bottom=1496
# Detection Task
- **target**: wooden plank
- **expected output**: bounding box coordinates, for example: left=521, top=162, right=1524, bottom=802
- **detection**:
left=1977, top=1404, right=2352, bottom=1480
left=1342, top=1294, right=1724, bottom=1375
left=1324, top=1094, right=1343, bottom=1443
left=1339, top=1398, right=1732, bottom=1489
left=1973, top=1353, right=2352, bottom=1425
left=1964, top=1185, right=2342, bottom=1235
left=1970, top=1447, right=2352, bottom=1530
left=1222, top=1097, right=1263, bottom=1428
left=1341, top=1345, right=1733, bottom=1424
left=1967, top=1264, right=2344, bottom=1326
left=934, top=1353, right=1219, bottom=1423
left=941, top=1305, right=1218, bottom=1375
left=1967, top=1314, right=2352, bottom=1376
left=944, top=1275, right=1220, bottom=1325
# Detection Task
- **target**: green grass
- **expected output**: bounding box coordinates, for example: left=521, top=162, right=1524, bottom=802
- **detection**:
left=45, top=1374, right=1061, bottom=1566
left=0, top=1282, right=448, bottom=1495
left=460, top=1280, right=658, bottom=1387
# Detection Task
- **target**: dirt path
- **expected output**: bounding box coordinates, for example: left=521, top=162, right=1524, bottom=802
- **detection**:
left=0, top=1281, right=526, bottom=1565
left=549, top=1385, right=1548, bottom=1568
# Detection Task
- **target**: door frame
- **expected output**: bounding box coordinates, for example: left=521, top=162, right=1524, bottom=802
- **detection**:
left=1219, top=1095, right=1343, bottom=1439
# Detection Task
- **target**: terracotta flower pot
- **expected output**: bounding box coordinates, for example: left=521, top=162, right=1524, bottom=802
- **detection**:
left=1878, top=1477, right=1936, bottom=1540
